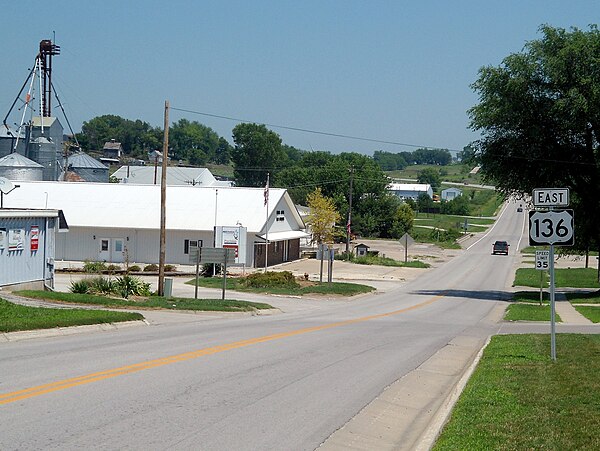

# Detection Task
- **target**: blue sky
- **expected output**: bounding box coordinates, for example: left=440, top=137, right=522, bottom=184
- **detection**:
left=1, top=1, right=598, bottom=155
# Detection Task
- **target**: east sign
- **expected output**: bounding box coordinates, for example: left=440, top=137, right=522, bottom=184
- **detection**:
left=532, top=188, right=570, bottom=208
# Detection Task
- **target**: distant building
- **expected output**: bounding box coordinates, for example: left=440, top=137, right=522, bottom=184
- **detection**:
left=441, top=187, right=462, bottom=201
left=388, top=183, right=433, bottom=200
left=112, top=166, right=232, bottom=187
left=103, top=139, right=123, bottom=159
left=65, top=152, right=109, bottom=183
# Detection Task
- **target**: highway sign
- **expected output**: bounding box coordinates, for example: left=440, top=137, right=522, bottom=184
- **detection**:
left=535, top=250, right=550, bottom=270
left=532, top=188, right=569, bottom=208
left=529, top=209, right=574, bottom=246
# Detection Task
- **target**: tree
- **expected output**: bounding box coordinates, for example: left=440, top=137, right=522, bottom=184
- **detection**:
left=417, top=167, right=441, bottom=192
left=305, top=188, right=341, bottom=244
left=389, top=203, right=415, bottom=238
left=170, top=119, right=220, bottom=164
left=231, top=123, right=286, bottom=187
left=469, top=25, right=600, bottom=260
left=417, top=193, right=434, bottom=212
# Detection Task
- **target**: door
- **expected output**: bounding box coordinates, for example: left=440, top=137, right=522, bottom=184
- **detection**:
left=99, top=238, right=110, bottom=261
left=111, top=238, right=125, bottom=263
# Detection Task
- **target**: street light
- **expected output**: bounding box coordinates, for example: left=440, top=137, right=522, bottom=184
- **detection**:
left=0, top=177, right=20, bottom=208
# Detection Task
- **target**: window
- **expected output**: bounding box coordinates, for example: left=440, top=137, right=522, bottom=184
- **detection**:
left=276, top=210, right=285, bottom=222
left=101, top=239, right=109, bottom=251
left=184, top=239, right=202, bottom=254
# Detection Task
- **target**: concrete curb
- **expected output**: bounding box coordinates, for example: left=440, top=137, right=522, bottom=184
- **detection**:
left=1, top=320, right=148, bottom=343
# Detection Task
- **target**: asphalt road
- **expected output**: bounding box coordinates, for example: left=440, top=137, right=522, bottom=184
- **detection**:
left=0, top=201, right=527, bottom=450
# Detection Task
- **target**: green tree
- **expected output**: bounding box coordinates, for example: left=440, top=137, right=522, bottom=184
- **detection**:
left=231, top=123, right=285, bottom=187
left=389, top=202, right=415, bottom=238
left=469, top=25, right=600, bottom=258
left=306, top=188, right=341, bottom=244
left=170, top=119, right=220, bottom=164
left=417, top=193, right=434, bottom=212
left=417, top=167, right=441, bottom=192
left=214, top=137, right=232, bottom=165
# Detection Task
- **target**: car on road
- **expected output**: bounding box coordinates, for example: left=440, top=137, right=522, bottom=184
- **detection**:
left=492, top=240, right=510, bottom=255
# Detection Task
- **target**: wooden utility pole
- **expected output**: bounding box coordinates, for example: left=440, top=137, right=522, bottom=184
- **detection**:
left=158, top=100, right=169, bottom=296
left=345, top=166, right=354, bottom=257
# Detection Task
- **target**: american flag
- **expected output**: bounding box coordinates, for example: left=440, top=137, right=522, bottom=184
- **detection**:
left=264, top=181, right=269, bottom=207
left=346, top=218, right=351, bottom=235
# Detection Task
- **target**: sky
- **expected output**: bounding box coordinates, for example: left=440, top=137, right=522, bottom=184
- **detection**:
left=1, top=1, right=599, bottom=156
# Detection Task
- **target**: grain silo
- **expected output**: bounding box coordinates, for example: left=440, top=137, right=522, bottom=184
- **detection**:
left=28, top=136, right=58, bottom=181
left=0, top=153, right=44, bottom=181
left=0, top=125, right=26, bottom=158
left=66, top=152, right=109, bottom=182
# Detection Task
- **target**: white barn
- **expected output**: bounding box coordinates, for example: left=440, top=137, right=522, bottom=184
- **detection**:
left=3, top=182, right=307, bottom=267
left=112, top=166, right=232, bottom=187
left=388, top=183, right=433, bottom=200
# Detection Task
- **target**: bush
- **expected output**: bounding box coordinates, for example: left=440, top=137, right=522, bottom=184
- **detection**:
left=164, top=264, right=177, bottom=272
left=201, top=263, right=222, bottom=277
left=144, top=264, right=159, bottom=272
left=70, top=280, right=90, bottom=294
left=114, top=275, right=151, bottom=298
left=243, top=271, right=299, bottom=289
left=127, top=265, right=142, bottom=272
left=106, top=264, right=121, bottom=272
left=83, top=260, right=107, bottom=273
left=88, top=276, right=115, bottom=294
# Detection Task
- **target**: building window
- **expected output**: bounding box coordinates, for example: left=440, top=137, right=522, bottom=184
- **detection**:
left=276, top=210, right=285, bottom=222
left=184, top=239, right=202, bottom=254
left=101, top=239, right=109, bottom=251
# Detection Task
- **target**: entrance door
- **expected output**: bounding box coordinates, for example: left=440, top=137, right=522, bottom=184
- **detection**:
left=111, top=238, right=125, bottom=263
left=99, top=238, right=110, bottom=261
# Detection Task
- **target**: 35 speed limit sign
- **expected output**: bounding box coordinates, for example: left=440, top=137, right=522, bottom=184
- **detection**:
left=535, top=250, right=550, bottom=270
left=529, top=210, right=574, bottom=246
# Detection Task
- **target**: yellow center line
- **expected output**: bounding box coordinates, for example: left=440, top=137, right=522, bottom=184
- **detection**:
left=1, top=294, right=444, bottom=405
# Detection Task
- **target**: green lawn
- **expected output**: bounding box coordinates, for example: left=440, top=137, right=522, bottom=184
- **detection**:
left=434, top=334, right=600, bottom=450
left=514, top=268, right=599, bottom=288
left=573, top=306, right=600, bottom=323
left=187, top=277, right=375, bottom=296
left=504, top=303, right=561, bottom=322
left=15, top=291, right=273, bottom=312
left=565, top=290, right=600, bottom=304
left=347, top=255, right=430, bottom=268
left=512, top=290, right=549, bottom=304
left=0, top=298, right=143, bottom=333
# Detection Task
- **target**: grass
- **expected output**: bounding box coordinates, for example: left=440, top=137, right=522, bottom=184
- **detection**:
left=386, top=163, right=481, bottom=184
left=573, top=306, right=600, bottom=323
left=350, top=255, right=430, bottom=268
left=14, top=290, right=273, bottom=312
left=187, top=277, right=375, bottom=296
left=434, top=334, right=600, bottom=450
left=504, top=304, right=561, bottom=322
left=0, top=298, right=143, bottom=333
left=512, top=290, right=549, bottom=304
left=565, top=290, right=600, bottom=304
left=514, top=268, right=600, bottom=288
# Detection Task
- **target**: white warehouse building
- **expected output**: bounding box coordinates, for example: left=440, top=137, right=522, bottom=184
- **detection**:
left=388, top=183, right=433, bottom=200
left=3, top=181, right=308, bottom=268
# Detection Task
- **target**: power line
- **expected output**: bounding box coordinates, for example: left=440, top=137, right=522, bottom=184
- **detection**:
left=170, top=106, right=459, bottom=152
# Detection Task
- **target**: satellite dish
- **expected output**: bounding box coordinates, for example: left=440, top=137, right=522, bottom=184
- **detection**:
left=0, top=177, right=15, bottom=195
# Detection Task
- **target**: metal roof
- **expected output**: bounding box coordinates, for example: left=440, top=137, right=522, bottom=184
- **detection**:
left=0, top=153, right=44, bottom=168
left=3, top=181, right=303, bottom=233
left=0, top=124, right=24, bottom=139
left=67, top=152, right=108, bottom=169
left=388, top=183, right=432, bottom=192
left=31, top=116, right=60, bottom=128
left=112, top=166, right=221, bottom=186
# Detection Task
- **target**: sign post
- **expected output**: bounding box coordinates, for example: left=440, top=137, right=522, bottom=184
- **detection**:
left=535, top=250, right=549, bottom=306
left=529, top=188, right=573, bottom=361
left=190, top=248, right=235, bottom=300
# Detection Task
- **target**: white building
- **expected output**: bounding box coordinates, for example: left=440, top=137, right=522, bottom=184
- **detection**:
left=112, top=166, right=232, bottom=187
left=388, top=183, right=433, bottom=200
left=3, top=182, right=307, bottom=267
left=441, top=187, right=462, bottom=201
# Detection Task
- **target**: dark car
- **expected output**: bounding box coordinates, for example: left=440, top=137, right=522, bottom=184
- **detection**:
left=493, top=240, right=510, bottom=255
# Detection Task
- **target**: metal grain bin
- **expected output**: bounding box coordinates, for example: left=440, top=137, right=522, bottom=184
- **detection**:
left=65, top=152, right=109, bottom=183
left=0, top=153, right=44, bottom=181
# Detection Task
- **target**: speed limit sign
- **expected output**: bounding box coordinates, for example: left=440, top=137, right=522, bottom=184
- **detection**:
left=535, top=250, right=550, bottom=270
left=529, top=210, right=574, bottom=246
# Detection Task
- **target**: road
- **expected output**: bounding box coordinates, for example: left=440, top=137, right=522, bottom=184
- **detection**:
left=0, top=201, right=526, bottom=450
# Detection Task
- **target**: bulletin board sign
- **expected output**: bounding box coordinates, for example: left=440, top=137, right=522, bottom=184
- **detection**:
left=8, top=229, right=25, bottom=251
left=0, top=228, right=6, bottom=250
left=30, top=226, right=39, bottom=251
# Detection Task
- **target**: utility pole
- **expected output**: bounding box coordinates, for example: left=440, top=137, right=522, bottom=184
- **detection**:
left=158, top=100, right=169, bottom=296
left=264, top=172, right=270, bottom=272
left=345, top=166, right=354, bottom=257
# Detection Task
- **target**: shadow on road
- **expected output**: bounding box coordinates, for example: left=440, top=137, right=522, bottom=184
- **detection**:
left=409, top=289, right=512, bottom=302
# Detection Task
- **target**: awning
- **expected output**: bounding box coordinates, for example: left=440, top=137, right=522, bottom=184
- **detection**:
left=257, top=230, right=311, bottom=241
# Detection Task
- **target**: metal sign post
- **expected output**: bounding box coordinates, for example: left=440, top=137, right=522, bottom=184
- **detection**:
left=529, top=188, right=574, bottom=361
left=535, top=250, right=549, bottom=306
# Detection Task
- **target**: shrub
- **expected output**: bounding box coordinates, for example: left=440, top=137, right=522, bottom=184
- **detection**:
left=201, top=263, right=222, bottom=277
left=83, top=260, right=107, bottom=273
left=243, top=271, right=299, bottom=289
left=114, top=275, right=151, bottom=298
left=88, top=276, right=115, bottom=294
left=164, top=264, right=177, bottom=272
left=105, top=264, right=121, bottom=272
left=127, top=265, right=142, bottom=272
left=70, top=280, right=90, bottom=294
left=144, top=264, right=159, bottom=272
